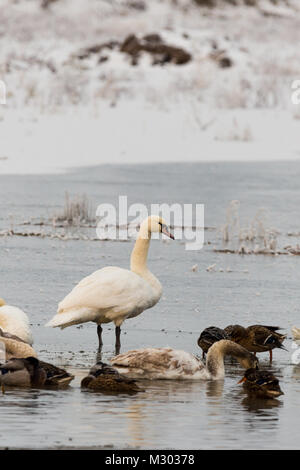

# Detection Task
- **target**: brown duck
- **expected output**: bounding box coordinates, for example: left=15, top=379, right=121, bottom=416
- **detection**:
left=39, top=361, right=74, bottom=387
left=224, top=324, right=286, bottom=362
left=197, top=326, right=229, bottom=358
left=81, top=361, right=142, bottom=393
left=0, top=356, right=74, bottom=389
left=238, top=368, right=284, bottom=399
left=0, top=357, right=46, bottom=388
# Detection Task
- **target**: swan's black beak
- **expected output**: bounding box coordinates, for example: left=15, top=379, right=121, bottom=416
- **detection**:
left=162, top=224, right=174, bottom=240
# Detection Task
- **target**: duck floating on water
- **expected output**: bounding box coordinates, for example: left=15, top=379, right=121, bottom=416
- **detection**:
left=0, top=356, right=74, bottom=389
left=238, top=368, right=283, bottom=399
left=111, top=340, right=258, bottom=381
left=81, top=361, right=142, bottom=393
left=46, top=216, right=174, bottom=352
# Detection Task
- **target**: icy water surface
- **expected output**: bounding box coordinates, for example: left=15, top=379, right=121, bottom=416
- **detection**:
left=1, top=161, right=300, bottom=449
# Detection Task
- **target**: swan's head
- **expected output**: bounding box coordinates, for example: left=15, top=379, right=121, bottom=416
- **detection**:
left=0, top=298, right=5, bottom=307
left=208, top=340, right=259, bottom=373
left=237, top=351, right=259, bottom=371
left=142, top=215, right=174, bottom=239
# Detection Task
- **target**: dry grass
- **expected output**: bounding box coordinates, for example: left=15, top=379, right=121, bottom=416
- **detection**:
left=220, top=200, right=279, bottom=254
left=54, top=192, right=94, bottom=225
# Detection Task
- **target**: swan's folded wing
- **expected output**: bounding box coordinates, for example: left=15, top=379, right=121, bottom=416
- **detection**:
left=111, top=348, right=204, bottom=377
left=0, top=336, right=37, bottom=359
left=58, top=267, right=154, bottom=313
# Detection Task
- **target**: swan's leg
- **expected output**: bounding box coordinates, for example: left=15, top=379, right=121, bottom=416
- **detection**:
left=269, top=350, right=273, bottom=363
left=97, top=325, right=103, bottom=351
left=115, top=326, right=121, bottom=354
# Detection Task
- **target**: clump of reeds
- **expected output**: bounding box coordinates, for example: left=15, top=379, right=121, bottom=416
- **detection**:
left=54, top=192, right=94, bottom=226
left=220, top=200, right=279, bottom=254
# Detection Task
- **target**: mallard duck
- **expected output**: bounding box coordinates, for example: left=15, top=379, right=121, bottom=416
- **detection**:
left=38, top=361, right=74, bottom=387
left=224, top=324, right=286, bottom=362
left=81, top=361, right=142, bottom=393
left=46, top=216, right=174, bottom=352
left=0, top=356, right=74, bottom=389
left=0, top=357, right=46, bottom=388
left=111, top=340, right=259, bottom=380
left=0, top=298, right=33, bottom=345
left=197, top=326, right=228, bottom=358
left=0, top=328, right=37, bottom=361
left=238, top=368, right=284, bottom=399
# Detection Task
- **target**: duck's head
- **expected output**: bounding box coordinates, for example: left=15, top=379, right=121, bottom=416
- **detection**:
left=224, top=324, right=245, bottom=343
left=0, top=298, right=6, bottom=307
left=143, top=215, right=174, bottom=239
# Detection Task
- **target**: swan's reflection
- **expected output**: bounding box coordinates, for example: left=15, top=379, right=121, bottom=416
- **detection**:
left=206, top=379, right=224, bottom=398
left=126, top=403, right=148, bottom=447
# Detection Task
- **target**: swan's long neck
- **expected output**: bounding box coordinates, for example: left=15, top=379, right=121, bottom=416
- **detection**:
left=130, top=225, right=162, bottom=296
left=206, top=340, right=252, bottom=380
left=130, top=224, right=151, bottom=276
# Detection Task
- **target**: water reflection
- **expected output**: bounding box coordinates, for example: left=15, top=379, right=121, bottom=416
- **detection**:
left=126, top=403, right=147, bottom=448
left=206, top=379, right=224, bottom=398
left=241, top=396, right=283, bottom=413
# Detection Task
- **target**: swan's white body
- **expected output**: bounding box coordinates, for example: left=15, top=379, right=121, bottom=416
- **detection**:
left=112, top=347, right=211, bottom=380
left=46, top=216, right=172, bottom=336
left=47, top=266, right=161, bottom=329
left=0, top=331, right=37, bottom=361
left=111, top=340, right=258, bottom=381
left=292, top=326, right=300, bottom=341
left=0, top=301, right=33, bottom=345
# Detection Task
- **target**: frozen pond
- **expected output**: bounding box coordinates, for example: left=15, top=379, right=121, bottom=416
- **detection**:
left=0, top=161, right=300, bottom=449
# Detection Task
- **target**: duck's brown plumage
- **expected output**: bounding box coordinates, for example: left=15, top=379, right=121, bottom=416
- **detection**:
left=81, top=361, right=142, bottom=393
left=239, top=368, right=284, bottom=399
left=38, top=361, right=74, bottom=387
left=0, top=357, right=74, bottom=388
left=197, top=326, right=229, bottom=357
left=224, top=324, right=286, bottom=361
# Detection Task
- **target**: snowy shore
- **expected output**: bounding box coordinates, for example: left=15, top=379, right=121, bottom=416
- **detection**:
left=0, top=0, right=300, bottom=173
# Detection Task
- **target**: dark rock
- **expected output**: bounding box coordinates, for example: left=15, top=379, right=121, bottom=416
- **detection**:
left=120, top=34, right=192, bottom=66
left=127, top=1, right=146, bottom=10
left=78, top=41, right=119, bottom=60
left=143, top=33, right=162, bottom=44
left=219, top=56, right=233, bottom=68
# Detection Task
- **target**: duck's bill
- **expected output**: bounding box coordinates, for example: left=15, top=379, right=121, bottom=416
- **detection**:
left=162, top=225, right=174, bottom=240
left=238, top=377, right=246, bottom=384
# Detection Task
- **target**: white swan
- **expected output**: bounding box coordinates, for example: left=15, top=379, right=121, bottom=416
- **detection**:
left=292, top=326, right=300, bottom=341
left=46, top=216, right=174, bottom=350
left=0, top=328, right=37, bottom=362
left=111, top=340, right=259, bottom=380
left=0, top=298, right=33, bottom=345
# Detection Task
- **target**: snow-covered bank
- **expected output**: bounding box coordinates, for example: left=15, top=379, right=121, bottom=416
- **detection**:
left=0, top=0, right=300, bottom=173
left=0, top=104, right=299, bottom=174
